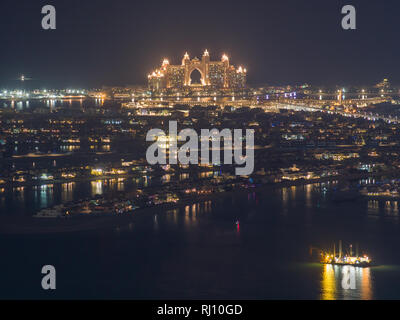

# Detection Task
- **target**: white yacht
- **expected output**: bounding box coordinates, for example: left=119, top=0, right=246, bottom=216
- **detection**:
left=34, top=205, right=65, bottom=218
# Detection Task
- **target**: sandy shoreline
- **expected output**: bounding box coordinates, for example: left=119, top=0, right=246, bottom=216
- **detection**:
left=0, top=170, right=397, bottom=235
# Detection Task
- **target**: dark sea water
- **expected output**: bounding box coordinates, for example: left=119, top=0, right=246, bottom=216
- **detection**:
left=1, top=180, right=400, bottom=300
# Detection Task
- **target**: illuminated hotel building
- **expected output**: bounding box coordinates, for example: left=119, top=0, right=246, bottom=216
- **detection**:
left=148, top=50, right=247, bottom=92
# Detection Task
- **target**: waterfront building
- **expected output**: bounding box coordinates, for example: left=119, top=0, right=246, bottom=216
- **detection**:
left=148, top=50, right=247, bottom=92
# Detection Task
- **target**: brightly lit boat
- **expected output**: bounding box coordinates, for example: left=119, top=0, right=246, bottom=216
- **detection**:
left=321, top=241, right=371, bottom=267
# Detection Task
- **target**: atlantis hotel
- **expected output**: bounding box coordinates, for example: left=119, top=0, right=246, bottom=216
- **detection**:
left=148, top=50, right=247, bottom=92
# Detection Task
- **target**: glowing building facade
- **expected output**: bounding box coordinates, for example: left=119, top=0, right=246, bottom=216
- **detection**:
left=148, top=50, right=247, bottom=92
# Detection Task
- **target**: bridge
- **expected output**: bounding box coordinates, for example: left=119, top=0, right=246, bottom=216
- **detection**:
left=126, top=99, right=274, bottom=109
left=124, top=97, right=399, bottom=124
left=274, top=102, right=400, bottom=124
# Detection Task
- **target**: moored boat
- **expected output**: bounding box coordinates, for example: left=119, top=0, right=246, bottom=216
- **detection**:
left=33, top=204, right=65, bottom=218
left=321, top=241, right=371, bottom=267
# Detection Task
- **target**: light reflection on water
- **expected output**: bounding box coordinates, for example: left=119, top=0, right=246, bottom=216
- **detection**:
left=321, top=264, right=336, bottom=300
left=1, top=98, right=104, bottom=111
left=305, top=184, right=312, bottom=209
left=61, top=182, right=75, bottom=202
left=384, top=201, right=399, bottom=217
left=367, top=200, right=399, bottom=218
left=321, top=264, right=373, bottom=300
left=367, top=200, right=380, bottom=216
left=107, top=178, right=125, bottom=192
left=183, top=204, right=198, bottom=227
left=60, top=145, right=80, bottom=152
left=282, top=187, right=288, bottom=215
left=91, top=180, right=103, bottom=196
left=34, top=184, right=53, bottom=209
left=165, top=202, right=214, bottom=228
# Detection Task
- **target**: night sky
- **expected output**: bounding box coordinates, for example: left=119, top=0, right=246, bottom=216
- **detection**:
left=1, top=0, right=399, bottom=88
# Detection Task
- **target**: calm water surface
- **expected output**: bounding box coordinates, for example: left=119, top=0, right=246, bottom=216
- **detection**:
left=1, top=179, right=400, bottom=299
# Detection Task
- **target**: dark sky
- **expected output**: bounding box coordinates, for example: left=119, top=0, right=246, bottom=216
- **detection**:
left=1, top=0, right=399, bottom=88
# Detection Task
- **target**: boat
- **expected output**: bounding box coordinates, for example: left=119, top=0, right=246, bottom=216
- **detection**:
left=78, top=205, right=92, bottom=215
left=321, top=240, right=371, bottom=267
left=34, top=204, right=65, bottom=218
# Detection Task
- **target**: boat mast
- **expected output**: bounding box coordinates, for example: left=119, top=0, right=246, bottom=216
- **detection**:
left=350, top=244, right=353, bottom=257
left=334, top=243, right=336, bottom=258
left=356, top=243, right=359, bottom=257
left=339, top=240, right=342, bottom=259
